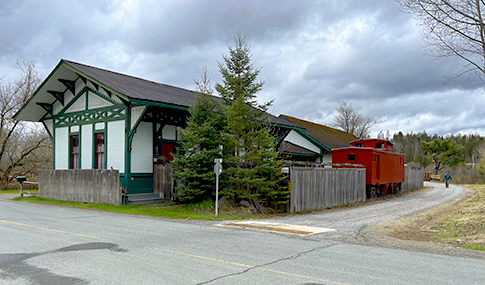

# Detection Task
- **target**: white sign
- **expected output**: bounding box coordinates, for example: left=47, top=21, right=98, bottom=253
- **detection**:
left=214, top=158, right=222, bottom=175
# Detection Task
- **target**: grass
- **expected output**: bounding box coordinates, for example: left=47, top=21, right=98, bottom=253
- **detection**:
left=0, top=189, right=38, bottom=195
left=12, top=196, right=272, bottom=221
left=426, top=184, right=485, bottom=251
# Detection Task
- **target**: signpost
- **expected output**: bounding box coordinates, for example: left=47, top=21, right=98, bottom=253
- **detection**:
left=214, top=158, right=222, bottom=217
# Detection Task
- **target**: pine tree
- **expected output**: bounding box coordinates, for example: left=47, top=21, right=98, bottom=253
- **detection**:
left=215, top=32, right=288, bottom=206
left=171, top=68, right=225, bottom=202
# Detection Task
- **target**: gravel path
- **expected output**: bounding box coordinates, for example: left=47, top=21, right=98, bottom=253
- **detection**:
left=258, top=182, right=465, bottom=239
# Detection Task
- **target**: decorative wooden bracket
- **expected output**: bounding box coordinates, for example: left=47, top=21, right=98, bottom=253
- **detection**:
left=58, top=79, right=76, bottom=95
left=47, top=90, right=64, bottom=106
left=36, top=102, right=53, bottom=115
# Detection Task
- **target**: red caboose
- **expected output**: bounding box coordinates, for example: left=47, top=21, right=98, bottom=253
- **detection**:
left=332, top=139, right=405, bottom=198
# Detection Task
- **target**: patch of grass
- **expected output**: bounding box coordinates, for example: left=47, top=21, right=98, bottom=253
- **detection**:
left=0, top=189, right=38, bottom=195
left=12, top=196, right=268, bottom=220
left=457, top=243, right=485, bottom=251
left=427, top=185, right=485, bottom=249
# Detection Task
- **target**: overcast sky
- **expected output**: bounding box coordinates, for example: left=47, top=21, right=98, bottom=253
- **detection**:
left=1, top=0, right=483, bottom=138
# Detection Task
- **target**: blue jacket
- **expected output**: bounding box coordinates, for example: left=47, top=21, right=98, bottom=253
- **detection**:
left=444, top=174, right=452, bottom=181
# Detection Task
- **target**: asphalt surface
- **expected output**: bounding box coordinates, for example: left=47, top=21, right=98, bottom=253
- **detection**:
left=1, top=183, right=485, bottom=284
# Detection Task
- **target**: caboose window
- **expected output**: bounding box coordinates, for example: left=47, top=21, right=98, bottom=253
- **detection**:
left=348, top=153, right=355, bottom=161
left=375, top=142, right=385, bottom=148
left=354, top=143, right=363, bottom=147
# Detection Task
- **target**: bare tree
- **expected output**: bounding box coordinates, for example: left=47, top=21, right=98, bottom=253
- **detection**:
left=0, top=60, right=50, bottom=188
left=396, top=0, right=485, bottom=83
left=332, top=101, right=376, bottom=138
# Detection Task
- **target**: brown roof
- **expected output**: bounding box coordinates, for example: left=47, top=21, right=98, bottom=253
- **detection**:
left=278, top=141, right=319, bottom=155
left=280, top=115, right=357, bottom=150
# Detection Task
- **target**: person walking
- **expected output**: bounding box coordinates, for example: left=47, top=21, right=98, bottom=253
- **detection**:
left=444, top=173, right=452, bottom=188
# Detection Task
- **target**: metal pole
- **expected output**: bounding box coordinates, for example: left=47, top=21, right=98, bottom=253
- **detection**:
left=215, top=173, right=219, bottom=217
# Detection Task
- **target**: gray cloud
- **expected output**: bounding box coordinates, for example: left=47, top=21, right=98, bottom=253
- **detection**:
left=1, top=0, right=484, bottom=137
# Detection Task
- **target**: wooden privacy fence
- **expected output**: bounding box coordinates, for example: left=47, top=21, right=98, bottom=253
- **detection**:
left=288, top=166, right=366, bottom=213
left=154, top=163, right=173, bottom=200
left=38, top=169, right=121, bottom=206
left=402, top=165, right=424, bottom=192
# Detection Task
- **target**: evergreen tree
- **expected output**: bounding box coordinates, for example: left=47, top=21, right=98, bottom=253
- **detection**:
left=171, top=69, right=225, bottom=202
left=215, top=32, right=288, bottom=206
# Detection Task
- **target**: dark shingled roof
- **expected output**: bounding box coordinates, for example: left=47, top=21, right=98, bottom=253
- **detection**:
left=280, top=115, right=357, bottom=150
left=62, top=59, right=298, bottom=128
left=279, top=141, right=319, bottom=155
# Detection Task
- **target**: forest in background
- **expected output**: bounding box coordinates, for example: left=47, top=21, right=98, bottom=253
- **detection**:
left=390, top=131, right=485, bottom=183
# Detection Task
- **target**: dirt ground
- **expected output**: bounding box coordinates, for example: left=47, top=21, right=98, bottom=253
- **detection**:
left=358, top=186, right=485, bottom=260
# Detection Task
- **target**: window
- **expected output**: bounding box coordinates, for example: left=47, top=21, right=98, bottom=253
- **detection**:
left=354, top=143, right=363, bottom=147
left=348, top=153, right=355, bottom=161
left=95, top=133, right=105, bottom=169
left=70, top=135, right=80, bottom=169
left=375, top=142, right=385, bottom=148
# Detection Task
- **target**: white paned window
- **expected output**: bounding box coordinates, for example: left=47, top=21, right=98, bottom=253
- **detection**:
left=95, top=122, right=105, bottom=130
left=131, top=122, right=153, bottom=173
left=162, top=125, right=176, bottom=140
left=107, top=120, right=125, bottom=173
left=81, top=124, right=93, bottom=169
left=55, top=127, right=69, bottom=169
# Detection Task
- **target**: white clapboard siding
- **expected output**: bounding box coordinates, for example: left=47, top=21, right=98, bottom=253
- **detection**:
left=131, top=122, right=153, bottom=173
left=95, top=122, right=105, bottom=130
left=283, top=130, right=320, bottom=154
left=81, top=124, right=93, bottom=169
left=65, top=93, right=86, bottom=113
left=55, top=127, right=69, bottom=170
left=107, top=120, right=125, bottom=173
left=162, top=125, right=176, bottom=140
left=88, top=91, right=113, bottom=109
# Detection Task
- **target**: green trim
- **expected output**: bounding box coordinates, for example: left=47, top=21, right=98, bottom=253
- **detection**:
left=58, top=86, right=122, bottom=117
left=293, top=128, right=332, bottom=153
left=128, top=105, right=149, bottom=150
left=41, top=120, right=53, bottom=139
left=53, top=106, right=127, bottom=128
left=13, top=60, right=65, bottom=120
left=281, top=151, right=320, bottom=157
left=129, top=98, right=188, bottom=111
left=62, top=61, right=130, bottom=102
left=93, top=130, right=107, bottom=170
left=68, top=134, right=81, bottom=169
left=124, top=106, right=131, bottom=193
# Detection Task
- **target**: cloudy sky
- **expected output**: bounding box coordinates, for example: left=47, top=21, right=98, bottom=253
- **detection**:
left=1, top=0, right=483, bottom=137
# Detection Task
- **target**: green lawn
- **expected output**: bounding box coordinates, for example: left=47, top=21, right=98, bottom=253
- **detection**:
left=12, top=196, right=272, bottom=220
left=0, top=189, right=38, bottom=195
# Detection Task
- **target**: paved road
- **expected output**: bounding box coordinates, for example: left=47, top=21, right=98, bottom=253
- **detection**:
left=257, top=182, right=465, bottom=238
left=1, top=184, right=484, bottom=285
